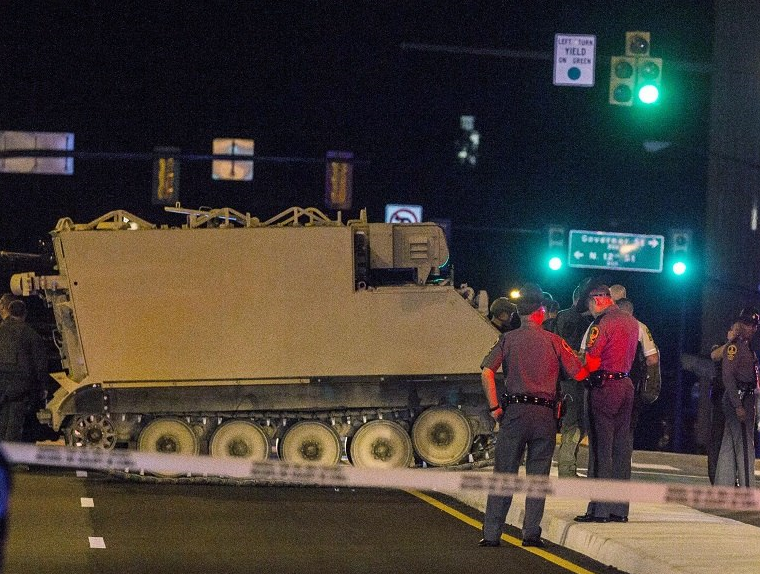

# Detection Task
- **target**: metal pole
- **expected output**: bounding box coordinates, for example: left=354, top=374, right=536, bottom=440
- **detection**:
left=673, top=296, right=687, bottom=451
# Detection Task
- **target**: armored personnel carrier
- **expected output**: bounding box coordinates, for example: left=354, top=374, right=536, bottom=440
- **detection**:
left=12, top=206, right=500, bottom=468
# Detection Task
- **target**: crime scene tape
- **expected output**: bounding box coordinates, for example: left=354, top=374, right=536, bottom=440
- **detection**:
left=3, top=441, right=760, bottom=511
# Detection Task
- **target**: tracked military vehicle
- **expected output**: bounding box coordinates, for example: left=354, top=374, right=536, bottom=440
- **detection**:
left=12, top=206, right=500, bottom=469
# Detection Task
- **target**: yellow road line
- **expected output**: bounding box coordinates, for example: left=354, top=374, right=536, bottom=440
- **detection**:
left=405, top=489, right=599, bottom=574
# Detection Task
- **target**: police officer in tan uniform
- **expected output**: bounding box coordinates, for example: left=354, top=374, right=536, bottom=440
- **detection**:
left=715, top=310, right=759, bottom=487
left=574, top=284, right=639, bottom=523
left=478, top=283, right=588, bottom=548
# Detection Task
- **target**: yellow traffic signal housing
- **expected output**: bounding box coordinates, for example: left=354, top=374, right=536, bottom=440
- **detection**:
left=609, top=56, right=636, bottom=106
left=625, top=31, right=651, bottom=57
left=610, top=32, right=662, bottom=107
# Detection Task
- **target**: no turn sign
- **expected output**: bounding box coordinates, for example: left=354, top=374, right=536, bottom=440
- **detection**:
left=385, top=204, right=422, bottom=223
left=553, top=34, right=596, bottom=87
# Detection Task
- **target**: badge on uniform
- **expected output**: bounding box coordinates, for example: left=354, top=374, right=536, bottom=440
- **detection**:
left=587, top=326, right=600, bottom=349
left=727, top=344, right=738, bottom=361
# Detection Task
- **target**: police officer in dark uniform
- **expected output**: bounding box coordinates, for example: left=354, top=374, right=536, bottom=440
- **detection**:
left=489, top=297, right=520, bottom=333
left=0, top=299, right=49, bottom=442
left=0, top=445, right=10, bottom=569
left=574, top=285, right=639, bottom=523
left=541, top=296, right=560, bottom=332
left=553, top=282, right=593, bottom=477
left=478, top=283, right=588, bottom=548
left=714, top=309, right=759, bottom=487
left=708, top=320, right=741, bottom=484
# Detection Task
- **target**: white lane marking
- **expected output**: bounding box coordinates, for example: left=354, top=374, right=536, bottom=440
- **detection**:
left=632, top=470, right=708, bottom=479
left=88, top=537, right=106, bottom=549
left=631, top=462, right=681, bottom=471
left=574, top=463, right=683, bottom=473
left=76, top=470, right=88, bottom=477
left=80, top=497, right=94, bottom=508
left=555, top=462, right=683, bottom=473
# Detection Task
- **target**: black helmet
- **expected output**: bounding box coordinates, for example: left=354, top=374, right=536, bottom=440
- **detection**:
left=738, top=307, right=760, bottom=327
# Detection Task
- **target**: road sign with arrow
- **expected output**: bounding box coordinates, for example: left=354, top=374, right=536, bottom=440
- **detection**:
left=568, top=229, right=664, bottom=273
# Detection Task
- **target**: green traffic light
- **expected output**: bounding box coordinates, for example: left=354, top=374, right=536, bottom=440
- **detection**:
left=672, top=261, right=687, bottom=275
left=638, top=84, right=660, bottom=104
left=548, top=256, right=563, bottom=271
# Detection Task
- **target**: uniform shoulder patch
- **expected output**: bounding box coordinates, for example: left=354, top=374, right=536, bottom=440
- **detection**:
left=587, top=325, right=600, bottom=349
left=727, top=344, right=738, bottom=361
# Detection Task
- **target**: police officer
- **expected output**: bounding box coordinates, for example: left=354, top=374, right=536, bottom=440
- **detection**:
left=478, top=283, right=587, bottom=548
left=489, top=297, right=520, bottom=333
left=542, top=296, right=560, bottom=332
left=0, top=445, right=10, bottom=569
left=616, top=298, right=661, bottom=438
left=0, top=299, right=49, bottom=442
left=714, top=309, right=759, bottom=487
left=708, top=321, right=741, bottom=484
left=553, top=282, right=593, bottom=478
left=574, top=284, right=639, bottom=523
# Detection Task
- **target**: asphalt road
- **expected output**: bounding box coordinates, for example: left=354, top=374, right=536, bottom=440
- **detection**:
left=4, top=468, right=618, bottom=574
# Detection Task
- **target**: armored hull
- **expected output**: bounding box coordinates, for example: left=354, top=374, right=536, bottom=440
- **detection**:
left=13, top=206, right=499, bottom=468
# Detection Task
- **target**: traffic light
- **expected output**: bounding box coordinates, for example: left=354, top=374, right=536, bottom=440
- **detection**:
left=325, top=151, right=354, bottom=210
left=636, top=57, right=662, bottom=105
left=152, top=146, right=180, bottom=205
left=546, top=226, right=566, bottom=271
left=609, top=56, right=635, bottom=106
left=610, top=31, right=663, bottom=107
left=670, top=229, right=692, bottom=276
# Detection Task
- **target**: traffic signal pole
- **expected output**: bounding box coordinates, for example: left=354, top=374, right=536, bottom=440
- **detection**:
left=673, top=294, right=687, bottom=452
left=400, top=42, right=709, bottom=73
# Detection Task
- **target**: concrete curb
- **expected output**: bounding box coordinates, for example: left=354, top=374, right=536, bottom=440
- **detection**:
left=453, top=469, right=760, bottom=574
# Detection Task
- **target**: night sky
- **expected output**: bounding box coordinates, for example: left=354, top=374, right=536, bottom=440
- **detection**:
left=0, top=1, right=714, bottom=395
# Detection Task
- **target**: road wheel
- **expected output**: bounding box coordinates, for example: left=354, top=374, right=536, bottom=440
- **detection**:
left=411, top=406, right=473, bottom=466
left=137, top=418, right=200, bottom=476
left=349, top=419, right=413, bottom=469
left=279, top=421, right=341, bottom=466
left=209, top=420, right=270, bottom=461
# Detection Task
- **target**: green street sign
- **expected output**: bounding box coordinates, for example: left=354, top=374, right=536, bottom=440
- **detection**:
left=568, top=229, right=664, bottom=273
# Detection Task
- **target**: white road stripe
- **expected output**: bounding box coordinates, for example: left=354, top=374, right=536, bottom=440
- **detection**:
left=631, top=462, right=681, bottom=471
left=555, top=462, right=684, bottom=473
left=88, top=537, right=106, bottom=549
